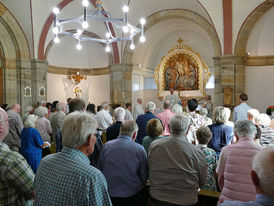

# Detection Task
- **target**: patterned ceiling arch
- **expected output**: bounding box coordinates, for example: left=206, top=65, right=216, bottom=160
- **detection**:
left=45, top=30, right=113, bottom=65
left=234, top=0, right=274, bottom=55
left=38, top=0, right=119, bottom=63
left=123, top=9, right=222, bottom=64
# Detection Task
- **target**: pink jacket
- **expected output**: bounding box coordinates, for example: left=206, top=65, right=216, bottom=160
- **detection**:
left=157, top=109, right=175, bottom=136
left=217, top=137, right=263, bottom=204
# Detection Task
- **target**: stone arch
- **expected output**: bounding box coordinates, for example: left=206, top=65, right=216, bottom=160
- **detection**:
left=123, top=9, right=222, bottom=64
left=0, top=3, right=30, bottom=59
left=234, top=0, right=274, bottom=55
left=0, top=3, right=30, bottom=105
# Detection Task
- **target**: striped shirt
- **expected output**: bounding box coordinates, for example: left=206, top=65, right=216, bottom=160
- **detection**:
left=0, top=142, right=35, bottom=206
left=34, top=146, right=112, bottom=206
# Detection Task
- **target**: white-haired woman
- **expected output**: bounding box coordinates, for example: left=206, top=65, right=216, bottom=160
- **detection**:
left=255, top=113, right=274, bottom=146
left=208, top=106, right=234, bottom=158
left=35, top=106, right=52, bottom=157
left=171, top=104, right=183, bottom=115
left=20, top=114, right=48, bottom=173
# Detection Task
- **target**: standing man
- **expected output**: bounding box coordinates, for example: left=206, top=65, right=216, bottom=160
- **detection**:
left=136, top=102, right=160, bottom=145
left=164, top=88, right=181, bottom=106
left=148, top=114, right=207, bottom=205
left=156, top=100, right=175, bottom=136
left=35, top=112, right=112, bottom=205
left=95, top=102, right=113, bottom=131
left=98, top=121, right=148, bottom=206
left=50, top=102, right=66, bottom=152
left=233, top=93, right=251, bottom=122
left=3, top=104, right=24, bottom=152
left=0, top=108, right=35, bottom=205
left=133, top=98, right=144, bottom=120
left=204, top=95, right=213, bottom=119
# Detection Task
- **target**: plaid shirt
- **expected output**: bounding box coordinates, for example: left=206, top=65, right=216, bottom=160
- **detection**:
left=35, top=147, right=112, bottom=206
left=0, top=142, right=35, bottom=206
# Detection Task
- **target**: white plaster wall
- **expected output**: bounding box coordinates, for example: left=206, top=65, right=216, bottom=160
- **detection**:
left=199, top=0, right=224, bottom=55
left=232, top=0, right=265, bottom=52
left=246, top=7, right=274, bottom=55
left=246, top=66, right=274, bottom=113
left=47, top=73, right=110, bottom=107
left=132, top=73, right=144, bottom=109
left=47, top=37, right=109, bottom=68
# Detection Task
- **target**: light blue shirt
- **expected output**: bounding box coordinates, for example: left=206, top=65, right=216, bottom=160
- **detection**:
left=98, top=135, right=148, bottom=197
left=220, top=194, right=274, bottom=206
left=233, top=102, right=251, bottom=122
left=35, top=147, right=112, bottom=206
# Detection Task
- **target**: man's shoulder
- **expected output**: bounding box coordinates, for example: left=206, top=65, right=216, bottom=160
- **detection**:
left=40, top=152, right=105, bottom=179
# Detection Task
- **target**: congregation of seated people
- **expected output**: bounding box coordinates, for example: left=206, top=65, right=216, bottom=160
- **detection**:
left=1, top=93, right=274, bottom=206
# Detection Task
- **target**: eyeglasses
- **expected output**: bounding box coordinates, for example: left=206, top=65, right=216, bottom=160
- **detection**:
left=0, top=117, right=11, bottom=123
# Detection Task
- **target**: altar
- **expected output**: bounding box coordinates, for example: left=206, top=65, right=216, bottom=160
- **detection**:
left=154, top=38, right=210, bottom=103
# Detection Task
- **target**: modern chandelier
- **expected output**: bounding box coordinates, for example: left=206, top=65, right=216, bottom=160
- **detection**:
left=52, top=0, right=146, bottom=52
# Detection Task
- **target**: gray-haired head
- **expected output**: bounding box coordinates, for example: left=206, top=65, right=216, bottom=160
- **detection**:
left=36, top=106, right=48, bottom=118
left=163, top=100, right=171, bottom=110
left=255, top=113, right=271, bottom=127
left=169, top=114, right=190, bottom=136
left=247, top=109, right=260, bottom=121
left=62, top=112, right=97, bottom=148
left=252, top=146, right=274, bottom=197
left=25, top=106, right=33, bottom=113
left=213, top=106, right=226, bottom=123
left=200, top=108, right=208, bottom=117
left=56, top=102, right=66, bottom=112
left=145, top=102, right=156, bottom=113
left=119, top=120, right=138, bottom=138
left=172, top=104, right=182, bottom=115
left=114, top=107, right=126, bottom=121
left=101, top=102, right=109, bottom=110
left=24, top=114, right=38, bottom=128
left=234, top=120, right=256, bottom=139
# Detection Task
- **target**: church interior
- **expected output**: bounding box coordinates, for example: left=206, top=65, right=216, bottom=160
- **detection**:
left=0, top=0, right=274, bottom=112
left=1, top=1, right=274, bottom=206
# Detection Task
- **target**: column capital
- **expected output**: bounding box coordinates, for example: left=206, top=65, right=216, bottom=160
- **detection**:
left=213, top=55, right=247, bottom=66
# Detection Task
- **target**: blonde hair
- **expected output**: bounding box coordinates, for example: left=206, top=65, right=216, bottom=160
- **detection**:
left=146, top=118, right=163, bottom=137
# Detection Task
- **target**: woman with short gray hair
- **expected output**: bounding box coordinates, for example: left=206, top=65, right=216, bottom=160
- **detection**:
left=255, top=113, right=274, bottom=146
left=20, top=114, right=49, bottom=173
left=208, top=106, right=234, bottom=158
left=35, top=106, right=52, bottom=157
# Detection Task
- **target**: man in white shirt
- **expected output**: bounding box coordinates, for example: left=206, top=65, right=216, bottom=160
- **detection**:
left=95, top=102, right=113, bottom=130
left=233, top=93, right=252, bottom=122
left=124, top=103, right=133, bottom=121
left=164, top=88, right=181, bottom=107
left=133, top=98, right=144, bottom=120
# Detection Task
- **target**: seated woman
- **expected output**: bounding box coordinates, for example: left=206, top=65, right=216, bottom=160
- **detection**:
left=142, top=118, right=164, bottom=154
left=208, top=106, right=234, bottom=158
left=196, top=126, right=217, bottom=191
left=20, top=114, right=49, bottom=173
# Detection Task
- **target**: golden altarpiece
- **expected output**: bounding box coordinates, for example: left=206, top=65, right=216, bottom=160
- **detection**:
left=154, top=38, right=210, bottom=105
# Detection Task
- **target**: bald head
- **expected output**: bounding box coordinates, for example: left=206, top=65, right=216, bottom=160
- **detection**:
left=0, top=108, right=9, bottom=142
left=12, top=104, right=21, bottom=113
